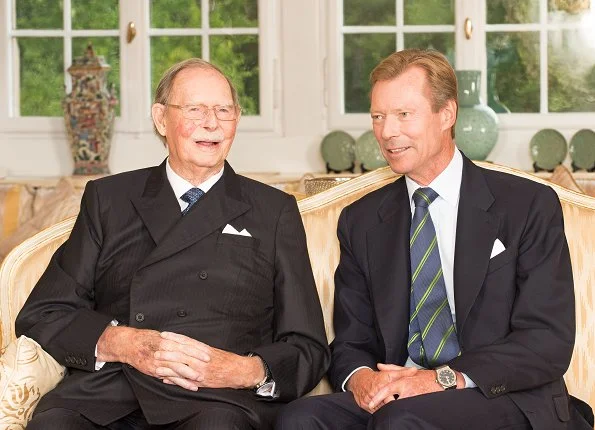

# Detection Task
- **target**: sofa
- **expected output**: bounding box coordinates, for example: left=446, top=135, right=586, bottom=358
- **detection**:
left=0, top=162, right=593, bottom=427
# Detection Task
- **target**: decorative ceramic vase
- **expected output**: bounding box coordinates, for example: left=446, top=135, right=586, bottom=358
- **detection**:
left=454, top=70, right=499, bottom=161
left=63, top=44, right=118, bottom=175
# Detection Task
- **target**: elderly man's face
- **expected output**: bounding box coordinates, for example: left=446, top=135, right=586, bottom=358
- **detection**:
left=153, top=67, right=239, bottom=183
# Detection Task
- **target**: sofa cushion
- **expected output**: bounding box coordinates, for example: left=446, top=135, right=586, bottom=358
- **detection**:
left=0, top=336, right=65, bottom=427
left=0, top=179, right=82, bottom=261
left=0, top=184, right=34, bottom=241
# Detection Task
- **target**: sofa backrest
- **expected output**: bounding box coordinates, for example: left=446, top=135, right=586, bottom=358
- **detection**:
left=0, top=163, right=593, bottom=409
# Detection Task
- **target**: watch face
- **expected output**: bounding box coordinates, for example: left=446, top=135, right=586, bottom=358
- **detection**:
left=438, top=368, right=456, bottom=387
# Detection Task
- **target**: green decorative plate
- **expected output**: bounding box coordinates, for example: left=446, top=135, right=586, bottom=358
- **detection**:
left=320, top=130, right=356, bottom=172
left=355, top=130, right=388, bottom=171
left=569, top=129, right=595, bottom=171
left=529, top=129, right=567, bottom=171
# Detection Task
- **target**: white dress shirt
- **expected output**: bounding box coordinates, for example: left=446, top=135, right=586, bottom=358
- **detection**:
left=343, top=149, right=477, bottom=390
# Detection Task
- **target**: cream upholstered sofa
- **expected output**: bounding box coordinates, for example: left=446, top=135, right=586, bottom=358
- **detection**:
left=0, top=162, right=593, bottom=426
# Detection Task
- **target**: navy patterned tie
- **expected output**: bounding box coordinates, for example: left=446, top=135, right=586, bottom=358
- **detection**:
left=181, top=187, right=205, bottom=215
left=407, top=187, right=460, bottom=368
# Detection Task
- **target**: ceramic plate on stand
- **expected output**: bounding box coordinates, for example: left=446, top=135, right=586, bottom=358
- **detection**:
left=529, top=129, right=567, bottom=171
left=320, top=130, right=356, bottom=173
left=569, top=129, right=595, bottom=171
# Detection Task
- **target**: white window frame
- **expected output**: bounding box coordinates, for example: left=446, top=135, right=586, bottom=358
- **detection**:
left=327, top=0, right=595, bottom=131
left=0, top=0, right=280, bottom=135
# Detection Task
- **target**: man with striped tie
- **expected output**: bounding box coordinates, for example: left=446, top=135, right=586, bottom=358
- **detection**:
left=277, top=49, right=591, bottom=429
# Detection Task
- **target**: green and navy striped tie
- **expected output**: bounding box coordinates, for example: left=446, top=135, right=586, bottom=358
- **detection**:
left=408, top=187, right=460, bottom=368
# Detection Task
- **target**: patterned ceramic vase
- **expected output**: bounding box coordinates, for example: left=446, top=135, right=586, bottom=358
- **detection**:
left=454, top=70, right=499, bottom=161
left=63, top=44, right=118, bottom=175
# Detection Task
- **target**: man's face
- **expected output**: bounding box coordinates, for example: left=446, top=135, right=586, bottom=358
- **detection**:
left=370, top=66, right=456, bottom=185
left=152, top=67, right=239, bottom=182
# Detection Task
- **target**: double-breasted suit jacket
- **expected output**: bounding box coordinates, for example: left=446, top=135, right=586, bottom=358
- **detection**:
left=16, top=160, right=330, bottom=429
left=329, top=156, right=575, bottom=429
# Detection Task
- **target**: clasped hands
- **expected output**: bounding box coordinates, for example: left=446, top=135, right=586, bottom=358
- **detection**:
left=348, top=364, right=455, bottom=414
left=96, top=326, right=265, bottom=392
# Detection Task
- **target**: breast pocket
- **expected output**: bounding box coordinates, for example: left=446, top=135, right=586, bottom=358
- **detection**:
left=486, top=247, right=518, bottom=274
left=215, top=233, right=273, bottom=318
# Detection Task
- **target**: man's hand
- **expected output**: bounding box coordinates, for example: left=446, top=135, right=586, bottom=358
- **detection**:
left=347, top=366, right=418, bottom=413
left=368, top=364, right=465, bottom=409
left=153, top=332, right=265, bottom=390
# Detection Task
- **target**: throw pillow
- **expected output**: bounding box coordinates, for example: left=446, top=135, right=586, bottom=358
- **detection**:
left=0, top=336, right=65, bottom=427
left=0, top=179, right=82, bottom=262
left=549, top=165, right=585, bottom=194
left=0, top=185, right=34, bottom=242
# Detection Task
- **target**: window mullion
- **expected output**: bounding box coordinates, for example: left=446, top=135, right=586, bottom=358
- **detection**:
left=202, top=0, right=209, bottom=60
left=539, top=0, right=548, bottom=113
left=396, top=0, right=403, bottom=50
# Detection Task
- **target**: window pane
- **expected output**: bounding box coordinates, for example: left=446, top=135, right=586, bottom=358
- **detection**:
left=210, top=35, right=259, bottom=115
left=404, top=33, right=455, bottom=65
left=150, top=36, right=202, bottom=99
left=210, top=0, right=258, bottom=28
left=17, top=38, right=64, bottom=116
left=548, top=29, right=595, bottom=112
left=16, top=0, right=62, bottom=29
left=343, top=0, right=395, bottom=26
left=72, top=38, right=120, bottom=116
left=549, top=0, right=592, bottom=17
left=404, top=0, right=454, bottom=25
left=344, top=33, right=396, bottom=113
left=487, top=32, right=540, bottom=113
left=72, top=0, right=118, bottom=29
left=487, top=0, right=539, bottom=24
left=151, top=0, right=201, bottom=29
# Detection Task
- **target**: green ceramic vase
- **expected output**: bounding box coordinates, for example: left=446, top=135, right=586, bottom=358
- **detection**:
left=454, top=70, right=499, bottom=161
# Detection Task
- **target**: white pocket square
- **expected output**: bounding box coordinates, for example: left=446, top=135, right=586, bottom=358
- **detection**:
left=222, top=224, right=252, bottom=237
left=490, top=238, right=506, bottom=259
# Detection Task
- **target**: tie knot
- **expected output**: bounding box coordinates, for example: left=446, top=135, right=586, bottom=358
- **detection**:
left=412, top=187, right=438, bottom=208
left=181, top=187, right=205, bottom=206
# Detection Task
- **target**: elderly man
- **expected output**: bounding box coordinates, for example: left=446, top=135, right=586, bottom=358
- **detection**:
left=16, top=58, right=329, bottom=430
left=277, top=49, right=592, bottom=429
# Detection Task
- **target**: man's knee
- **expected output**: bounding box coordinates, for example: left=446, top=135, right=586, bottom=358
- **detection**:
left=276, top=397, right=323, bottom=429
left=176, top=407, right=252, bottom=430
left=370, top=404, right=440, bottom=430
left=27, top=408, right=98, bottom=430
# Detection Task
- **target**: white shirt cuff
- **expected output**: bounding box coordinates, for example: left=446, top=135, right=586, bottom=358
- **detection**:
left=94, top=319, right=118, bottom=371
left=461, top=372, right=476, bottom=388
left=341, top=366, right=372, bottom=392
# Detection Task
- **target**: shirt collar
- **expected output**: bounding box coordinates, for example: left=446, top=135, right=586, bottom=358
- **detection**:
left=405, top=148, right=463, bottom=208
left=165, top=158, right=224, bottom=200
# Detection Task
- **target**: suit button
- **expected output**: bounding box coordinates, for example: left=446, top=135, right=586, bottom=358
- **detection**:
left=65, top=356, right=72, bottom=364
left=177, top=309, right=187, bottom=317
left=135, top=312, right=145, bottom=322
left=81, top=358, right=88, bottom=366
left=199, top=270, right=208, bottom=280
left=75, top=358, right=82, bottom=365
left=491, top=387, right=498, bottom=395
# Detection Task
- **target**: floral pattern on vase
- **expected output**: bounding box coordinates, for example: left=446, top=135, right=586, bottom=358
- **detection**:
left=63, top=44, right=118, bottom=175
left=454, top=70, right=499, bottom=161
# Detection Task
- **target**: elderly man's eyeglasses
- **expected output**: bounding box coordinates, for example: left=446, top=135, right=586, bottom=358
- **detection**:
left=165, top=104, right=240, bottom=121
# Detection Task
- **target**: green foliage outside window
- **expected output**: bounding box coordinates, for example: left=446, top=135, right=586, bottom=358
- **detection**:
left=15, top=0, right=259, bottom=117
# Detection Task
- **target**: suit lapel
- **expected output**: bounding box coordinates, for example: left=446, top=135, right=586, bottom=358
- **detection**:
left=367, top=178, right=411, bottom=360
left=135, top=161, right=250, bottom=270
left=453, top=157, right=500, bottom=335
left=131, top=161, right=181, bottom=246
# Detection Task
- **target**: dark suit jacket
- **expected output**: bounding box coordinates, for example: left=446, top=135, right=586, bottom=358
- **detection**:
left=328, top=156, right=577, bottom=429
left=16, top=160, right=330, bottom=429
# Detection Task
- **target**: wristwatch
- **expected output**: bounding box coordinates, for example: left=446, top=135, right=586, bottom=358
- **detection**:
left=435, top=365, right=457, bottom=390
left=247, top=352, right=276, bottom=397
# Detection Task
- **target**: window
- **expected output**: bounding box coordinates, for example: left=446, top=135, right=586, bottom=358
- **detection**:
left=486, top=0, right=595, bottom=114
left=328, top=0, right=595, bottom=130
left=0, top=0, right=277, bottom=133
